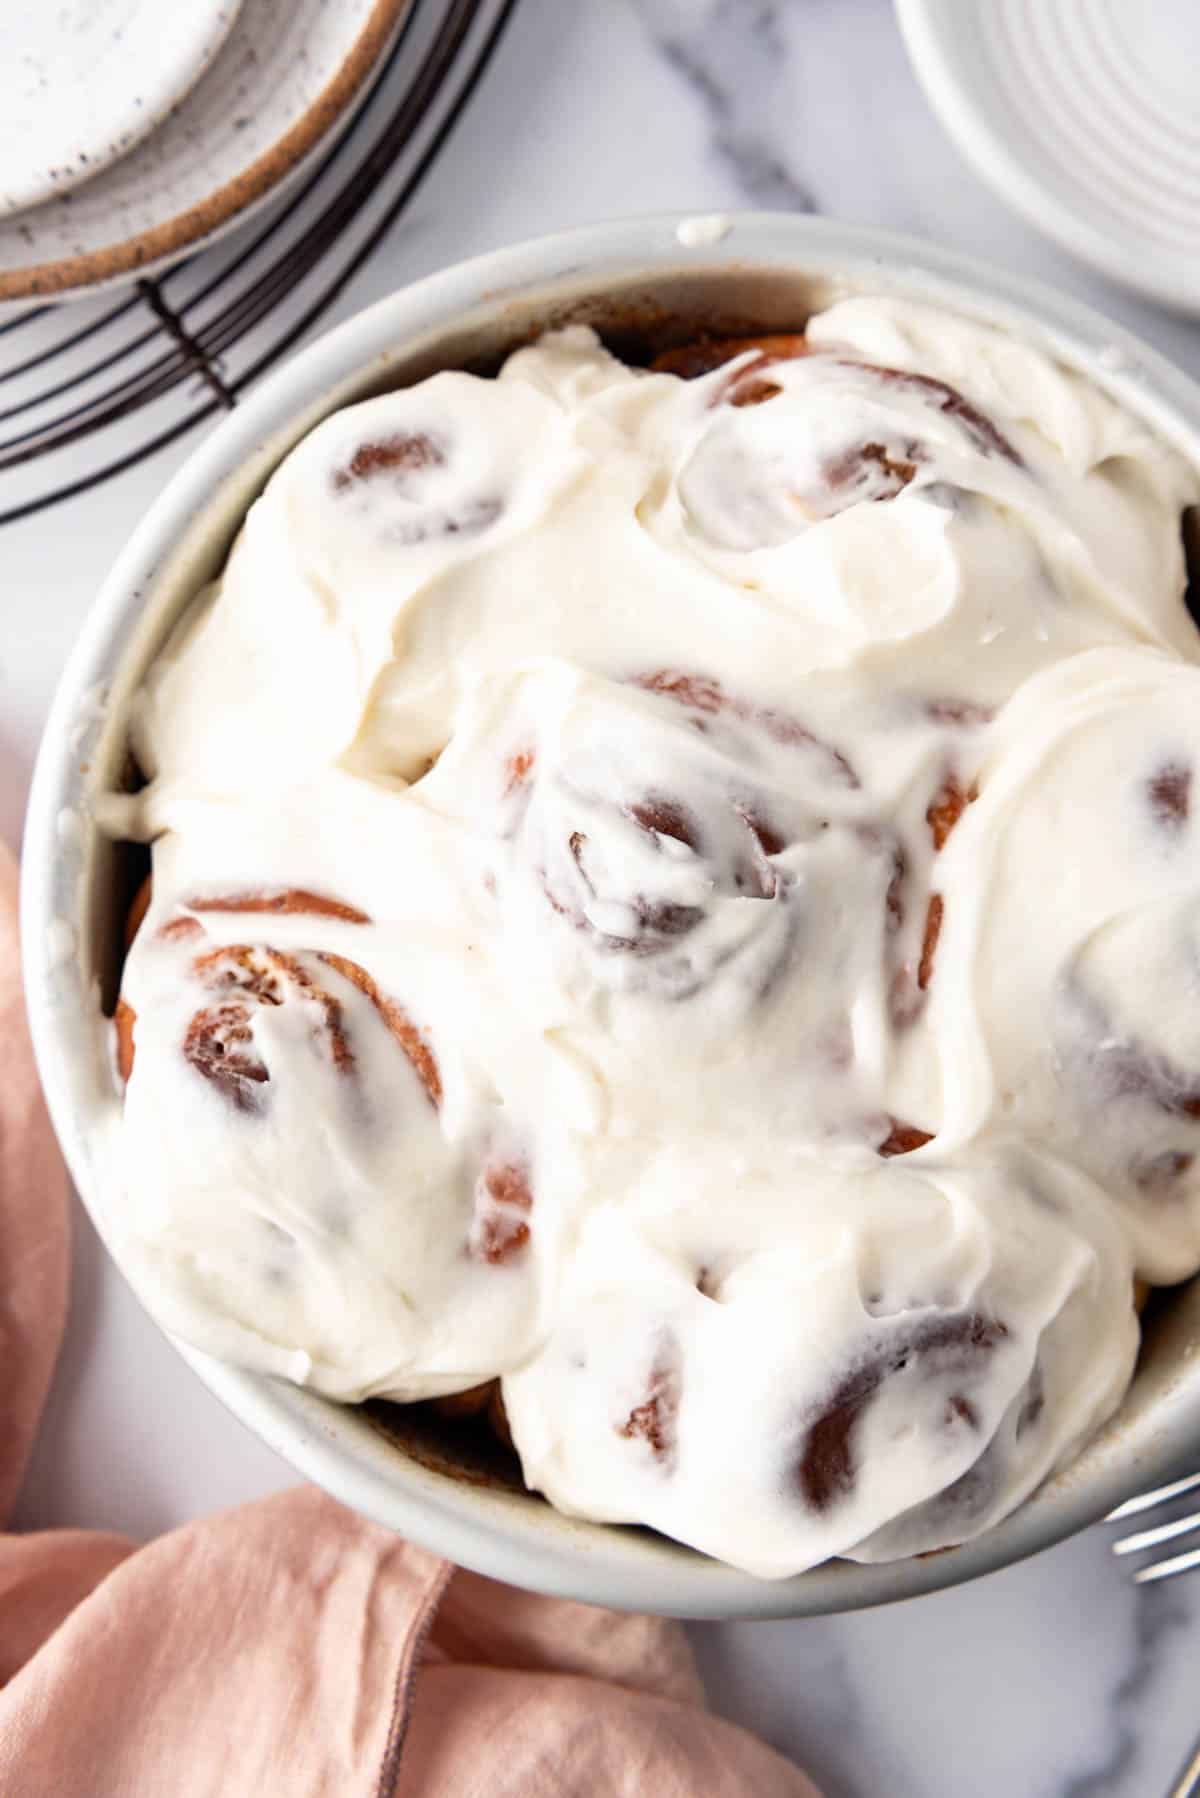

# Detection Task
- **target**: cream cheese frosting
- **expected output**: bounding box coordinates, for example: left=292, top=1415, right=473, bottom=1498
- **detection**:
left=103, top=296, right=1200, bottom=1576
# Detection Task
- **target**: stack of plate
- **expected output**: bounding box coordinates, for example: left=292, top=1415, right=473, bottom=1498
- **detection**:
left=0, top=0, right=411, bottom=306
left=1, top=0, right=515, bottom=525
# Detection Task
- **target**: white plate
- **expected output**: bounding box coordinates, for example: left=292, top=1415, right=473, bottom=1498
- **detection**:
left=0, top=0, right=243, bottom=217
left=0, top=0, right=411, bottom=305
left=897, top=0, right=1200, bottom=317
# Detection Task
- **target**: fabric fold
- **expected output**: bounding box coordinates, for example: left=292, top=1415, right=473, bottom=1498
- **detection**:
left=0, top=844, right=70, bottom=1527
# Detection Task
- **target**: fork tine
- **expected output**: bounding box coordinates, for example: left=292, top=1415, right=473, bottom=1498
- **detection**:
left=1112, top=1508, right=1200, bottom=1557
left=1132, top=1541, right=1200, bottom=1584
left=1106, top=1468, right=1200, bottom=1521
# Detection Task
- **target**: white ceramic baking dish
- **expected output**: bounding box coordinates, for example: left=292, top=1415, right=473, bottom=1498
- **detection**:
left=22, top=213, right=1200, bottom=1618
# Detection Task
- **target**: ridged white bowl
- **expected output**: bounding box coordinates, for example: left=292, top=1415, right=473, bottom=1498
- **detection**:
left=898, top=0, right=1200, bottom=317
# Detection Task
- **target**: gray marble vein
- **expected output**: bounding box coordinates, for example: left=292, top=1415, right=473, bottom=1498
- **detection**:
left=1060, top=1577, right=1193, bottom=1798
left=629, top=0, right=818, bottom=210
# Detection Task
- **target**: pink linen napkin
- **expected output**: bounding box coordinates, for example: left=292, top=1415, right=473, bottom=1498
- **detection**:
left=0, top=839, right=820, bottom=1797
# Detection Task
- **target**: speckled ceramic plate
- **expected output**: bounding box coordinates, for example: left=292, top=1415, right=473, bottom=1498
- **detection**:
left=0, top=0, right=412, bottom=305
left=0, top=0, right=244, bottom=218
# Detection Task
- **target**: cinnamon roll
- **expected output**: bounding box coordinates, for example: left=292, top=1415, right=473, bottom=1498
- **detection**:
left=113, top=886, right=553, bottom=1401
left=921, top=648, right=1200, bottom=1281
left=501, top=1146, right=1136, bottom=1575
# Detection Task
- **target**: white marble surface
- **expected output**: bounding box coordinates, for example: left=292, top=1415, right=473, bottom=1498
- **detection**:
left=6, top=2, right=1200, bottom=1793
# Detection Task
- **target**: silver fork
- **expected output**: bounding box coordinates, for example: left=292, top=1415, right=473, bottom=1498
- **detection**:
left=1108, top=1470, right=1200, bottom=1797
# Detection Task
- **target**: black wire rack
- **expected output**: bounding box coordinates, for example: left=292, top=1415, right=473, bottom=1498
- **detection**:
left=0, top=0, right=518, bottom=528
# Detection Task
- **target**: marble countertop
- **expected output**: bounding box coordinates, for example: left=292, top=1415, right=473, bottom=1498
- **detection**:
left=6, top=3, right=1200, bottom=1793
